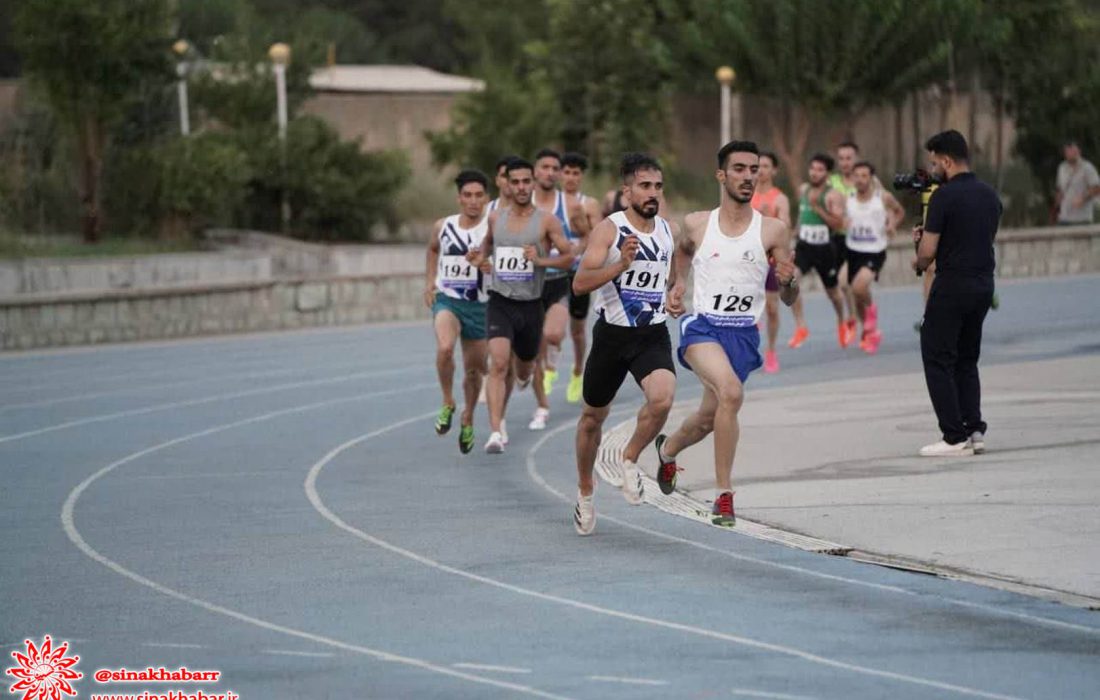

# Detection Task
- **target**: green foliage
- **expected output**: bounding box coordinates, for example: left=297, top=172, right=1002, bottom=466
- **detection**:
left=0, top=101, right=79, bottom=234
left=239, top=116, right=410, bottom=240
left=427, top=65, right=561, bottom=177
left=156, top=133, right=252, bottom=230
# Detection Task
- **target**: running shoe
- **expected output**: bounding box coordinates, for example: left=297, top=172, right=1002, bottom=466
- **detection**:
left=918, top=439, right=974, bottom=457
left=500, top=420, right=509, bottom=445
left=566, top=373, right=583, bottom=404
left=991, top=293, right=1000, bottom=311
left=763, top=349, right=779, bottom=373
left=712, top=491, right=736, bottom=527
left=484, top=431, right=505, bottom=454
left=787, top=326, right=809, bottom=349
left=434, top=404, right=455, bottom=435
left=458, top=424, right=475, bottom=454
left=839, top=319, right=857, bottom=348
left=864, top=303, right=879, bottom=333
left=859, top=330, right=882, bottom=355
left=543, top=368, right=559, bottom=396
left=971, top=431, right=986, bottom=454
left=574, top=490, right=596, bottom=535
left=654, top=434, right=682, bottom=495
left=621, top=459, right=644, bottom=505
left=528, top=407, right=549, bottom=431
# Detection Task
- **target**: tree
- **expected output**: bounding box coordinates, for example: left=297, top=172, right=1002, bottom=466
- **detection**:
left=14, top=0, right=173, bottom=242
left=666, top=0, right=968, bottom=187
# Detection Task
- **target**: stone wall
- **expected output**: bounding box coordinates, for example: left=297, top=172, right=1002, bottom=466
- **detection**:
left=0, top=274, right=426, bottom=351
left=2, top=226, right=1098, bottom=351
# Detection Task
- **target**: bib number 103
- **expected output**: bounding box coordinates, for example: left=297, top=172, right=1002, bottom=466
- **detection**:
left=711, top=294, right=754, bottom=313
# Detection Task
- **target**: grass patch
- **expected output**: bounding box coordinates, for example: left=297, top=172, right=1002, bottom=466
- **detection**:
left=0, top=231, right=204, bottom=260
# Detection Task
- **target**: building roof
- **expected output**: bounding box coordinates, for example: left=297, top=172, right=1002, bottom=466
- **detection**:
left=309, top=65, right=484, bottom=94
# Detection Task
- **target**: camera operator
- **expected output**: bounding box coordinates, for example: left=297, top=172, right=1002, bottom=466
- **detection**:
left=912, top=130, right=1001, bottom=457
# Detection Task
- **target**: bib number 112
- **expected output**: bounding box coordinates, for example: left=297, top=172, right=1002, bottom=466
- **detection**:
left=711, top=294, right=754, bottom=313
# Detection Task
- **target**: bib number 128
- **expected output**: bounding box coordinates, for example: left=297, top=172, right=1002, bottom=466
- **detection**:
left=711, top=294, right=754, bottom=313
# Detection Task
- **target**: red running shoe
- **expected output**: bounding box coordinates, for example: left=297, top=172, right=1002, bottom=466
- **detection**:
left=654, top=434, right=682, bottom=495
left=712, top=491, right=736, bottom=527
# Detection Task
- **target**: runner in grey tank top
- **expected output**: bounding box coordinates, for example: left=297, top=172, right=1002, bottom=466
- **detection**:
left=491, top=207, right=547, bottom=301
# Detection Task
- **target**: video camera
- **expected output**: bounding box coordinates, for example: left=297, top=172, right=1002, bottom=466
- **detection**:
left=892, top=169, right=941, bottom=193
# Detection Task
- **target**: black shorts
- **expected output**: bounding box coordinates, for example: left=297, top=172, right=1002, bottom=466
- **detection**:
left=567, top=272, right=591, bottom=320
left=541, top=275, right=570, bottom=311
left=795, top=240, right=839, bottom=289
left=487, top=292, right=545, bottom=362
left=582, top=318, right=675, bottom=408
left=847, top=250, right=887, bottom=284
left=831, top=233, right=848, bottom=267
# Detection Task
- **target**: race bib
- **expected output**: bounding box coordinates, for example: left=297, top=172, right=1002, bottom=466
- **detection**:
left=849, top=224, right=878, bottom=243
left=618, top=260, right=665, bottom=305
left=799, top=224, right=830, bottom=245
left=494, top=246, right=534, bottom=282
left=439, top=255, right=477, bottom=291
left=703, top=284, right=758, bottom=328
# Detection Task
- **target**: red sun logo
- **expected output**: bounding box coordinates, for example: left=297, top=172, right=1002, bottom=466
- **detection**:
left=6, top=636, right=81, bottom=700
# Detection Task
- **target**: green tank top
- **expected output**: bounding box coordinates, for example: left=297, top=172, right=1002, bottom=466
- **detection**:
left=797, top=188, right=832, bottom=246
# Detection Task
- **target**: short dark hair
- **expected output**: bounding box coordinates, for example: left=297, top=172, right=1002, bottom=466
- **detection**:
left=495, top=154, right=520, bottom=173
left=852, top=161, right=876, bottom=175
left=759, top=151, right=780, bottom=168
left=454, top=169, right=489, bottom=191
left=717, top=140, right=759, bottom=168
left=620, top=152, right=662, bottom=182
left=561, top=152, right=588, bottom=170
left=534, top=148, right=562, bottom=165
left=506, top=158, right=534, bottom=176
left=925, top=129, right=969, bottom=163
left=837, top=141, right=860, bottom=152
left=1063, top=139, right=1079, bottom=148
left=810, top=153, right=835, bottom=171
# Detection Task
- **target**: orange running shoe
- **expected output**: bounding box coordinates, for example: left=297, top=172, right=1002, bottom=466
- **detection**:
left=763, top=349, right=780, bottom=373
left=787, top=326, right=809, bottom=349
left=839, top=320, right=856, bottom=348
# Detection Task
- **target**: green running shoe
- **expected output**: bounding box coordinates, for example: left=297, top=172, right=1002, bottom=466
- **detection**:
left=458, top=424, right=475, bottom=454
left=434, top=404, right=455, bottom=435
left=543, top=368, right=559, bottom=396
left=566, top=373, right=583, bottom=404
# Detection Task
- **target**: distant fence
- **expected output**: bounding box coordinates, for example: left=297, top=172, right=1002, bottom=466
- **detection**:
left=1, top=225, right=1098, bottom=351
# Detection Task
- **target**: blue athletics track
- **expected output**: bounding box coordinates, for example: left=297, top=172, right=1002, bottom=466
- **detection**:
left=2, top=274, right=1099, bottom=700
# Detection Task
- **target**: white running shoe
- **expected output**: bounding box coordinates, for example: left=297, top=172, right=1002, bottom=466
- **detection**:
left=919, top=439, right=974, bottom=457
left=484, top=431, right=505, bottom=454
left=528, top=407, right=549, bottom=431
left=620, top=459, right=644, bottom=505
left=500, top=420, right=509, bottom=445
left=574, top=491, right=595, bottom=535
left=971, top=431, right=985, bottom=454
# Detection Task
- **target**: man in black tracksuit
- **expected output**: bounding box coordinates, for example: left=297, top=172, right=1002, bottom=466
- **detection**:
left=912, top=130, right=1001, bottom=457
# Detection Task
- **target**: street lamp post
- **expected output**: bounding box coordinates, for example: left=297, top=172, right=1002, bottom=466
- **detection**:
left=269, top=42, right=291, bottom=233
left=716, top=65, right=736, bottom=146
left=172, top=40, right=191, bottom=136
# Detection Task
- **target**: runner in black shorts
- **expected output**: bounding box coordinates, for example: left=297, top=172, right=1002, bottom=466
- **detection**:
left=570, top=153, right=677, bottom=535
left=471, top=158, right=575, bottom=454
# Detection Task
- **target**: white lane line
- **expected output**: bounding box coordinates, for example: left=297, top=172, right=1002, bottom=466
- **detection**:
left=306, top=429, right=1026, bottom=700
left=61, top=401, right=570, bottom=700
left=527, top=412, right=1100, bottom=638
left=0, top=361, right=418, bottom=411
left=1, top=368, right=430, bottom=445
left=730, top=690, right=817, bottom=700
left=262, top=649, right=336, bottom=658
left=587, top=676, right=668, bottom=686
left=452, top=663, right=532, bottom=674
left=143, top=642, right=207, bottom=649
left=131, top=471, right=276, bottom=481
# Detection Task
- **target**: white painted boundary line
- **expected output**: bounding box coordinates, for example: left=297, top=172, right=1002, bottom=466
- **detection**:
left=142, top=642, right=207, bottom=649
left=61, top=398, right=572, bottom=700
left=587, top=675, right=668, bottom=686
left=306, top=425, right=1026, bottom=700
left=262, top=649, right=336, bottom=658
left=530, top=410, right=1100, bottom=638
left=1, top=367, right=429, bottom=445
left=453, top=663, right=533, bottom=674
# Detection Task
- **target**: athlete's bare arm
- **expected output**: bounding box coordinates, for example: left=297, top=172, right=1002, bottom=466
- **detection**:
left=883, top=191, right=906, bottom=235
left=527, top=216, right=575, bottom=270
left=424, top=218, right=444, bottom=308
left=762, top=217, right=799, bottom=307
left=468, top=211, right=496, bottom=273
left=819, top=189, right=847, bottom=231
left=667, top=210, right=706, bottom=317
left=774, top=191, right=793, bottom=229
left=582, top=195, right=602, bottom=231
left=567, top=198, right=591, bottom=239
left=572, top=218, right=630, bottom=295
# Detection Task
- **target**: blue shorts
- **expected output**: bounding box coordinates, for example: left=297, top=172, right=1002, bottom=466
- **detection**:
left=677, top=315, right=762, bottom=383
